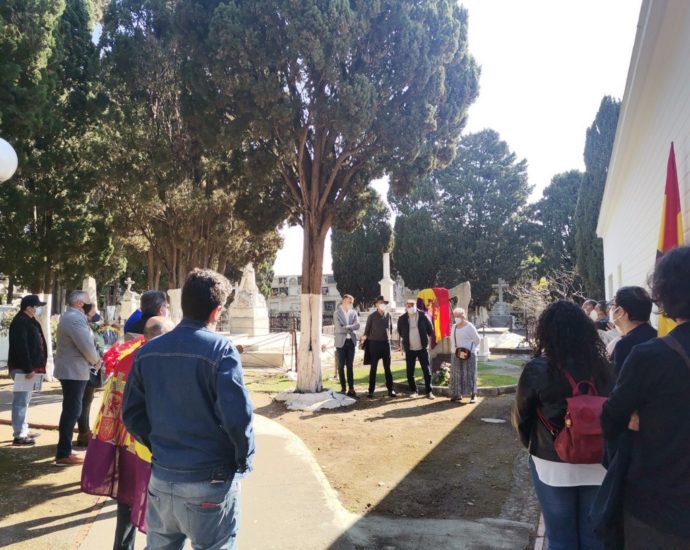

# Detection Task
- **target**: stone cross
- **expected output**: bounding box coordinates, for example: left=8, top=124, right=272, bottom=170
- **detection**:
left=124, top=277, right=134, bottom=293
left=492, top=278, right=509, bottom=303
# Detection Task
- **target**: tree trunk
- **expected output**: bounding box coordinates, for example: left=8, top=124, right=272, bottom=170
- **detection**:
left=7, top=276, right=14, bottom=303
left=296, top=218, right=328, bottom=393
left=147, top=248, right=155, bottom=289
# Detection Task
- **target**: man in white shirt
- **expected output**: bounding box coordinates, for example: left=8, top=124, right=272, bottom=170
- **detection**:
left=333, top=294, right=360, bottom=397
left=397, top=298, right=435, bottom=398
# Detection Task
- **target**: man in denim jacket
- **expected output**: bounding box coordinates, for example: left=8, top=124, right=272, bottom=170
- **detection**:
left=123, top=268, right=254, bottom=550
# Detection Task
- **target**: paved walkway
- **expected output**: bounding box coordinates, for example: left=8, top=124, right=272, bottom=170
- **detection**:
left=0, top=380, right=532, bottom=549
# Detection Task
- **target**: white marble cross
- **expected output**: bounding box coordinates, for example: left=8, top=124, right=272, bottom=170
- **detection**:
left=492, top=278, right=509, bottom=303
left=124, top=277, right=135, bottom=293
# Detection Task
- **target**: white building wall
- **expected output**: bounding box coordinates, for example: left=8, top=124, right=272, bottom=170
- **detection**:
left=598, top=0, right=690, bottom=300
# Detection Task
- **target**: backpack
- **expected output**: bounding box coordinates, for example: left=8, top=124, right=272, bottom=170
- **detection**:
left=537, top=368, right=607, bottom=464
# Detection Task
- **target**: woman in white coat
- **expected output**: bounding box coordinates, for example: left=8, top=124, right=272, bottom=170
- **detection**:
left=449, top=307, right=481, bottom=403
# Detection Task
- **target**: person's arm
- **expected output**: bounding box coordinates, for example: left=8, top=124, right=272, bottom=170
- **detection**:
left=214, top=345, right=255, bottom=473
left=469, top=323, right=481, bottom=348
left=450, top=323, right=457, bottom=350
left=396, top=315, right=404, bottom=336
left=333, top=310, right=346, bottom=335
left=363, top=314, right=372, bottom=339
left=349, top=311, right=360, bottom=332
left=512, top=362, right=540, bottom=449
left=69, top=317, right=101, bottom=365
left=11, top=322, right=34, bottom=373
left=600, top=348, right=647, bottom=440
left=424, top=315, right=434, bottom=338
left=122, top=358, right=152, bottom=450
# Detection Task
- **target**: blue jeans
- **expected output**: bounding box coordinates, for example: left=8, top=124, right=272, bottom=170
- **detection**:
left=56, top=379, right=87, bottom=459
left=529, top=457, right=603, bottom=550
left=146, top=473, right=241, bottom=550
left=10, top=372, right=32, bottom=438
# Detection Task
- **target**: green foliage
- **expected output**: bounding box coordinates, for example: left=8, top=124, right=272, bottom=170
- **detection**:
left=530, top=170, right=583, bottom=275
left=97, top=0, right=285, bottom=289
left=0, top=0, right=114, bottom=293
left=332, top=192, right=393, bottom=308
left=196, top=0, right=479, bottom=292
left=574, top=96, right=621, bottom=298
left=391, top=130, right=532, bottom=306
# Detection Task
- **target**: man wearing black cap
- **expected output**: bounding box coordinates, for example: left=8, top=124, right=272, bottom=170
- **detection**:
left=362, top=295, right=396, bottom=398
left=7, top=295, right=48, bottom=446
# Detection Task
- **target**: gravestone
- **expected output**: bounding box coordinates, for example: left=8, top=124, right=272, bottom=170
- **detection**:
left=118, top=277, right=139, bottom=324
left=229, top=263, right=269, bottom=336
left=167, top=288, right=183, bottom=325
left=83, top=276, right=97, bottom=307
left=489, top=278, right=513, bottom=327
left=449, top=281, right=472, bottom=313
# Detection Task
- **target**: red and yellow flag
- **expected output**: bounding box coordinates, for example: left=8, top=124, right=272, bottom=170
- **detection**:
left=656, top=142, right=685, bottom=336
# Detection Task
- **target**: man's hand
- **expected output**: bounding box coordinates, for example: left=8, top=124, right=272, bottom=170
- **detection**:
left=25, top=372, right=35, bottom=380
left=628, top=411, right=640, bottom=431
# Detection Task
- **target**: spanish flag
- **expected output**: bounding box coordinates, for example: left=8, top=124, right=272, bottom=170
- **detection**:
left=656, top=142, right=685, bottom=336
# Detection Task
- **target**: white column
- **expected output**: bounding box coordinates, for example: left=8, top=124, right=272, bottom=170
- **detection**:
left=38, top=293, right=55, bottom=380
left=379, top=252, right=396, bottom=308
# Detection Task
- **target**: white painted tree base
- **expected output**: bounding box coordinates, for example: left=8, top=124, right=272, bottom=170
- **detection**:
left=275, top=389, right=356, bottom=411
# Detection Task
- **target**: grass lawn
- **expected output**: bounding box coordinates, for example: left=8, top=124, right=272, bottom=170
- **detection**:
left=245, top=358, right=518, bottom=393
left=504, top=358, right=528, bottom=367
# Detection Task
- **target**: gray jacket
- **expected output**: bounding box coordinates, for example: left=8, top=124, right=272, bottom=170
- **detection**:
left=54, top=307, right=100, bottom=381
left=333, top=307, right=360, bottom=348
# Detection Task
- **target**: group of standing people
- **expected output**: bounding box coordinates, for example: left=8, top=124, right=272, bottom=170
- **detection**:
left=333, top=294, right=482, bottom=402
left=514, top=245, right=690, bottom=549
left=8, top=270, right=254, bottom=550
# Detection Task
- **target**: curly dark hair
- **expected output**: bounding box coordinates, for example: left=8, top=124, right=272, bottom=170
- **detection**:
left=534, top=300, right=612, bottom=383
left=651, top=246, right=690, bottom=320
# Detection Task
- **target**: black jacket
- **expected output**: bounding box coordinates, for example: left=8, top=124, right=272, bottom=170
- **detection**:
left=601, top=323, right=690, bottom=539
left=611, top=323, right=657, bottom=376
left=8, top=311, right=48, bottom=374
left=397, top=312, right=434, bottom=352
left=513, top=356, right=612, bottom=462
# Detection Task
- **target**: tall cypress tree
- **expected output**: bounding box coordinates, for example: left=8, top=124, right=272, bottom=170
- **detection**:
left=574, top=96, right=621, bottom=298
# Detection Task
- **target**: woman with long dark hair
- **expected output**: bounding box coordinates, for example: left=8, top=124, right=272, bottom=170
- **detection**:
left=513, top=300, right=614, bottom=549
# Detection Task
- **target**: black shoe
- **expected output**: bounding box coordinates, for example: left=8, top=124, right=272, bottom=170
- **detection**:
left=340, top=387, right=347, bottom=394
left=347, top=389, right=357, bottom=398
left=367, top=392, right=374, bottom=399
left=388, top=390, right=397, bottom=397
left=12, top=436, right=36, bottom=446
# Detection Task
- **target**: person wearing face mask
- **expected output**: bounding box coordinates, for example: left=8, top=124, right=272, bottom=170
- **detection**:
left=362, top=295, right=396, bottom=398
left=397, top=298, right=435, bottom=398
left=333, top=294, right=360, bottom=397
left=75, top=302, right=108, bottom=448
left=449, top=307, right=481, bottom=403
left=7, top=295, right=48, bottom=446
left=591, top=286, right=657, bottom=547
left=609, top=287, right=656, bottom=377
left=54, top=290, right=101, bottom=465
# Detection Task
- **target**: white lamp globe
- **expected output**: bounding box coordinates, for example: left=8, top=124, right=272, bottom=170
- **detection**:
left=0, top=137, right=19, bottom=182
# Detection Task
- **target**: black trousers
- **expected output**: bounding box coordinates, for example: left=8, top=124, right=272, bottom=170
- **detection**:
left=405, top=349, right=432, bottom=394
left=56, top=379, right=87, bottom=459
left=337, top=340, right=355, bottom=390
left=368, top=340, right=393, bottom=394
left=114, top=501, right=137, bottom=550
left=624, top=512, right=690, bottom=550
left=78, top=383, right=95, bottom=435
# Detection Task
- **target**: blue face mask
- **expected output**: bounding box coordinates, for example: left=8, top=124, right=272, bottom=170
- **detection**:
left=92, top=313, right=102, bottom=323
left=407, top=306, right=417, bottom=315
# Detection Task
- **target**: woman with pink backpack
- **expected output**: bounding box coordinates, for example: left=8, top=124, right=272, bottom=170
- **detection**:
left=513, top=301, right=614, bottom=549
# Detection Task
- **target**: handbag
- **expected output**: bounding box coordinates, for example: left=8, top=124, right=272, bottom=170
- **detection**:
left=455, top=347, right=471, bottom=360
left=88, top=363, right=110, bottom=388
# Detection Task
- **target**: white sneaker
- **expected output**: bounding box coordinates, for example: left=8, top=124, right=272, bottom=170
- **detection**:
left=470, top=394, right=477, bottom=404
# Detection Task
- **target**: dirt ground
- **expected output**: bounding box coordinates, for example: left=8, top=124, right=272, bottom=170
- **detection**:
left=252, top=390, right=538, bottom=524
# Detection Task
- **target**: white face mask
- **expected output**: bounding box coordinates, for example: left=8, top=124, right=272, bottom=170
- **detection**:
left=406, top=306, right=417, bottom=315
left=34, top=306, right=44, bottom=317
left=377, top=303, right=386, bottom=312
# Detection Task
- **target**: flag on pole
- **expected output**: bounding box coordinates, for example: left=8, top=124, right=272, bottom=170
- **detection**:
left=656, top=142, right=685, bottom=336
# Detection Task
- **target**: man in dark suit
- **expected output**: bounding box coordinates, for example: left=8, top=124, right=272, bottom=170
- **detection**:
left=397, top=298, right=435, bottom=398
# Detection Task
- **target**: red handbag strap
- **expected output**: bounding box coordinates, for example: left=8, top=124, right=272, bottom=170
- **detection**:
left=558, top=365, right=598, bottom=396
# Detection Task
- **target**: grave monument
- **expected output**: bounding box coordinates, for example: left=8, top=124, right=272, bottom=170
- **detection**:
left=229, top=263, right=269, bottom=336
